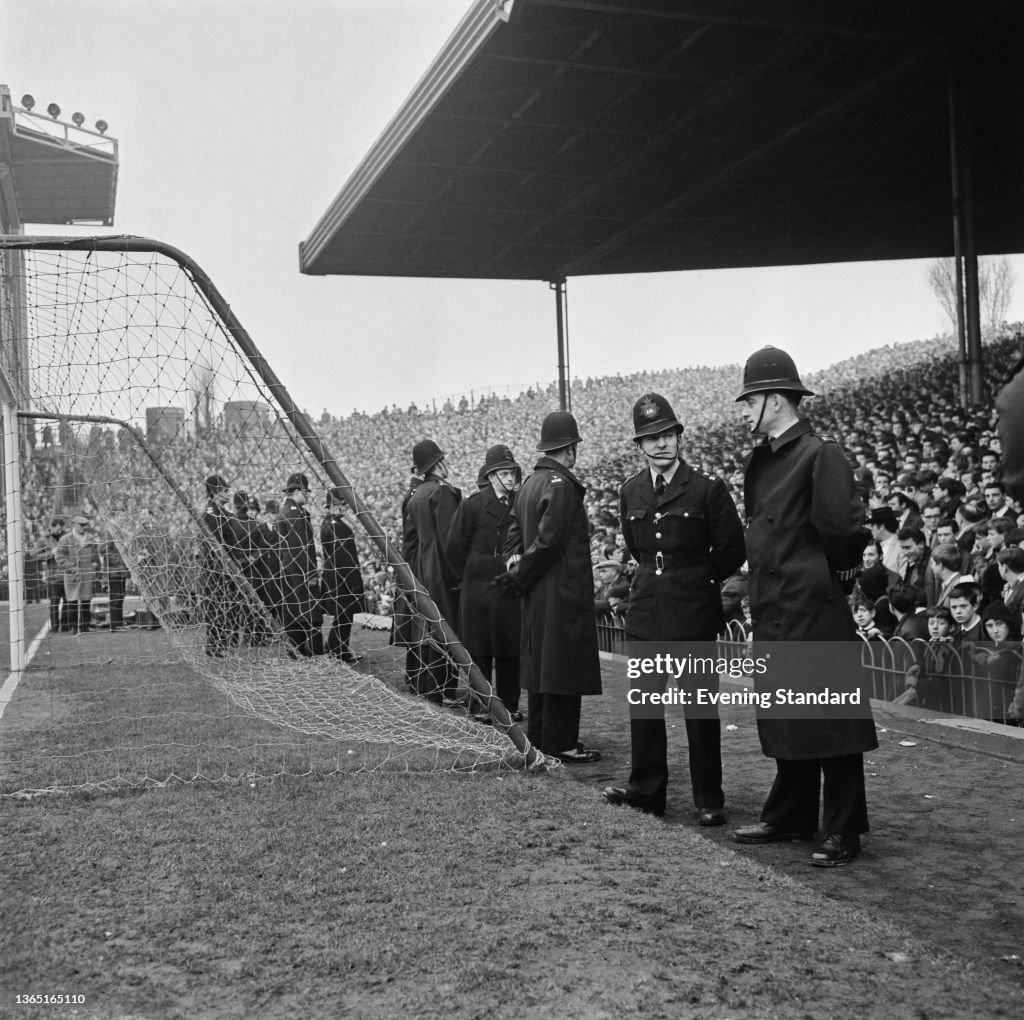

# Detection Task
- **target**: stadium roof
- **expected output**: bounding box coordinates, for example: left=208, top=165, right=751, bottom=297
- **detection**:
left=300, top=0, right=1024, bottom=282
left=0, top=87, right=119, bottom=229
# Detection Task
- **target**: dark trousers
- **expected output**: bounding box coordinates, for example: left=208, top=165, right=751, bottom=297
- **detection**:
left=108, top=576, right=126, bottom=629
left=627, top=715, right=724, bottom=815
left=526, top=690, right=581, bottom=754
left=760, top=754, right=869, bottom=836
left=67, top=599, right=92, bottom=634
left=47, top=581, right=67, bottom=632
left=471, top=654, right=520, bottom=711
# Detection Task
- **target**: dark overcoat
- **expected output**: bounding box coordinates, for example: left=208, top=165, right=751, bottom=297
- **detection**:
left=620, top=460, right=745, bottom=641
left=743, top=419, right=878, bottom=760
left=505, top=457, right=601, bottom=697
left=401, top=477, right=462, bottom=638
left=320, top=514, right=365, bottom=618
left=445, top=486, right=520, bottom=656
left=279, top=497, right=318, bottom=621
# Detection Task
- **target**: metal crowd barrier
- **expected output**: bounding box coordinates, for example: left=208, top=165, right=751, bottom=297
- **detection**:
left=596, top=613, right=1022, bottom=725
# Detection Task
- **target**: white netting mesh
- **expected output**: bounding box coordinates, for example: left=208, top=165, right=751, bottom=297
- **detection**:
left=0, top=239, right=545, bottom=795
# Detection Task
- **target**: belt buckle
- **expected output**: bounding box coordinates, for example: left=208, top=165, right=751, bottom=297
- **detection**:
left=655, top=551, right=664, bottom=576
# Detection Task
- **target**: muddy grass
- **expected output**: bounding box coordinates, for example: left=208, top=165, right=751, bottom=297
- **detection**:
left=3, top=643, right=1023, bottom=1019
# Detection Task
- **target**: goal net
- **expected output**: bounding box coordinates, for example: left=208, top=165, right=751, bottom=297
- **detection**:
left=0, top=236, right=548, bottom=796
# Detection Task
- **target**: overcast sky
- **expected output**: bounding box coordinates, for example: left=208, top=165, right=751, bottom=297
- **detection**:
left=4, top=0, right=1023, bottom=417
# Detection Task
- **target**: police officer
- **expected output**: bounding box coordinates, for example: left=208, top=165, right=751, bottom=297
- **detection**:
left=201, top=474, right=247, bottom=656
left=321, top=487, right=365, bottom=663
left=505, top=412, right=602, bottom=761
left=733, top=347, right=876, bottom=868
left=401, top=440, right=462, bottom=703
left=602, top=394, right=745, bottom=821
left=280, top=472, right=323, bottom=656
left=445, top=444, right=523, bottom=721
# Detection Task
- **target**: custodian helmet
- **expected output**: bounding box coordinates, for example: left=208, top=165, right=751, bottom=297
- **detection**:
left=632, top=393, right=683, bottom=440
left=735, top=346, right=814, bottom=401
left=536, top=411, right=582, bottom=452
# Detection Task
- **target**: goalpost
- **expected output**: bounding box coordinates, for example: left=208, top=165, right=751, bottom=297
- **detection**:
left=0, top=235, right=550, bottom=795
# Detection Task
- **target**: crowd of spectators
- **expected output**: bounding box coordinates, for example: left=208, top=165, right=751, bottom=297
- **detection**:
left=5, top=325, right=1024, bottom=721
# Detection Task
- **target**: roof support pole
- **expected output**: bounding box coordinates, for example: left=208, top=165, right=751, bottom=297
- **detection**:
left=947, top=39, right=983, bottom=408
left=550, top=277, right=570, bottom=411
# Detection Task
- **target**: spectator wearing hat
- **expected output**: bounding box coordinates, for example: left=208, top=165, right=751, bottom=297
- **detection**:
left=280, top=472, right=323, bottom=656
left=200, top=474, right=248, bottom=655
left=866, top=506, right=902, bottom=576
left=504, top=411, right=602, bottom=762
left=732, top=346, right=876, bottom=869
left=603, top=392, right=744, bottom=823
left=445, top=444, right=523, bottom=720
left=321, top=487, right=365, bottom=663
left=402, top=440, right=462, bottom=703
left=55, top=511, right=101, bottom=635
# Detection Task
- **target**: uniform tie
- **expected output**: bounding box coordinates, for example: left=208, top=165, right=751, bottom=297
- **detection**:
left=654, top=474, right=667, bottom=496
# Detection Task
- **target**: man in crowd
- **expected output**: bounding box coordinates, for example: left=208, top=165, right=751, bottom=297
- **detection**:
left=602, top=393, right=744, bottom=822
left=897, top=527, right=932, bottom=606
left=280, top=472, right=322, bottom=656
left=505, top=411, right=602, bottom=762
left=55, top=510, right=100, bottom=636
left=402, top=440, right=462, bottom=703
left=866, top=506, right=902, bottom=575
left=446, top=444, right=523, bottom=721
left=732, top=346, right=877, bottom=868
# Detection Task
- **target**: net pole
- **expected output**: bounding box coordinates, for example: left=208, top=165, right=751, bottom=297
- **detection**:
left=0, top=236, right=545, bottom=767
left=2, top=397, right=26, bottom=672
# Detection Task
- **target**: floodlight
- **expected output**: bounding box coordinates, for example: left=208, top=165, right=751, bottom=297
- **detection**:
left=72, top=112, right=85, bottom=127
left=20, top=94, right=35, bottom=111
left=95, top=120, right=108, bottom=135
left=46, top=102, right=61, bottom=119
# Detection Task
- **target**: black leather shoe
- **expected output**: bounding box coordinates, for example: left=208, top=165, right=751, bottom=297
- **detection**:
left=809, top=834, right=861, bottom=868
left=696, top=808, right=727, bottom=827
left=555, top=747, right=601, bottom=764
left=733, top=822, right=814, bottom=844
left=601, top=786, right=664, bottom=817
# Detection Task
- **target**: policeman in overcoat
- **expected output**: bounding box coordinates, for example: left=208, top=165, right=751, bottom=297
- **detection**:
left=505, top=412, right=602, bottom=762
left=402, top=440, right=462, bottom=702
left=733, top=347, right=877, bottom=868
left=280, top=472, right=323, bottom=656
left=321, top=487, right=365, bottom=663
left=200, top=474, right=249, bottom=655
left=445, top=444, right=523, bottom=719
left=603, top=393, right=745, bottom=821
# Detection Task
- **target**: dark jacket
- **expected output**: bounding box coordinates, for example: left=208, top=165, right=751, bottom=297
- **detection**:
left=445, top=486, right=520, bottom=657
left=505, top=457, right=601, bottom=697
left=619, top=460, right=745, bottom=640
left=402, top=476, right=462, bottom=629
left=743, top=419, right=877, bottom=760
left=320, top=513, right=365, bottom=618
left=280, top=497, right=318, bottom=620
